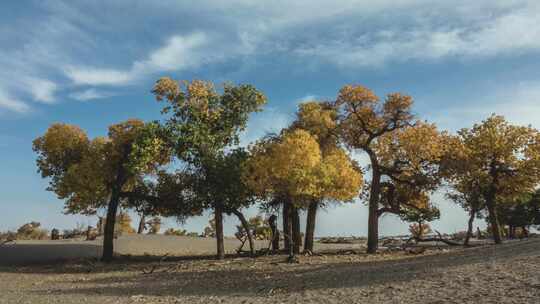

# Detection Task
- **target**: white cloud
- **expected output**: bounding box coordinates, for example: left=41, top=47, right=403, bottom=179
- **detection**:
left=64, top=67, right=133, bottom=86
left=69, top=88, right=113, bottom=101
left=295, top=94, right=318, bottom=104
left=295, top=3, right=540, bottom=67
left=0, top=89, right=30, bottom=113
left=133, top=32, right=209, bottom=74
left=3, top=0, right=540, bottom=114
left=24, top=78, right=58, bottom=104
left=64, top=32, right=209, bottom=86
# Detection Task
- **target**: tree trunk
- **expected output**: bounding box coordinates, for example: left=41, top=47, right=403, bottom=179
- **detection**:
left=137, top=213, right=146, bottom=234
left=521, top=226, right=529, bottom=238
left=286, top=203, right=295, bottom=262
left=367, top=157, right=381, bottom=254
left=485, top=193, right=502, bottom=244
left=269, top=214, right=279, bottom=251
left=291, top=205, right=301, bottom=254
left=215, top=206, right=225, bottom=259
left=102, top=190, right=120, bottom=262
left=283, top=203, right=291, bottom=252
left=464, top=208, right=476, bottom=246
left=232, top=209, right=254, bottom=256
left=304, top=202, right=318, bottom=253
left=508, top=226, right=515, bottom=239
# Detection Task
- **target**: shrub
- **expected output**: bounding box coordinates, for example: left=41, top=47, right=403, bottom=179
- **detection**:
left=147, top=217, right=161, bottom=234
left=164, top=228, right=187, bottom=236
left=16, top=222, right=48, bottom=240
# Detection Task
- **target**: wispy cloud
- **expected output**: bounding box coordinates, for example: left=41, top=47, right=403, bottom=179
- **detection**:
left=295, top=3, right=540, bottom=67
left=0, top=89, right=30, bottom=113
left=69, top=88, right=113, bottom=101
left=64, top=32, right=210, bottom=86
left=23, top=78, right=58, bottom=104
left=2, top=0, right=540, bottom=113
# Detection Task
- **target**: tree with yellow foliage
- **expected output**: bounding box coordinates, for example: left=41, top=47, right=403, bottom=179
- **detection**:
left=335, top=85, right=448, bottom=253
left=290, top=101, right=363, bottom=253
left=33, top=119, right=170, bottom=261
left=444, top=115, right=540, bottom=244
left=245, top=126, right=362, bottom=260
left=245, top=129, right=321, bottom=260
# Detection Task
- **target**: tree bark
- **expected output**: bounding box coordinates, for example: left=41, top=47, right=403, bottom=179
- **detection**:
left=232, top=209, right=254, bottom=256
left=485, top=192, right=502, bottom=244
left=286, top=203, right=296, bottom=262
left=215, top=206, right=225, bottom=259
left=137, top=213, right=146, bottom=234
left=304, top=202, right=318, bottom=253
left=283, top=203, right=291, bottom=252
left=367, top=153, right=381, bottom=254
left=102, top=189, right=120, bottom=262
left=291, top=205, right=301, bottom=254
left=269, top=214, right=279, bottom=251
left=464, top=208, right=476, bottom=246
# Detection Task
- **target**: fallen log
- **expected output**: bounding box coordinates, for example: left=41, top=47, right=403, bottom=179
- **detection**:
left=407, top=231, right=462, bottom=247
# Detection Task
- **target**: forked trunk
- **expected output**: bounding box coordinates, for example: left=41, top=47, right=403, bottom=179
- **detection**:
left=215, top=206, right=225, bottom=259
left=304, top=202, right=318, bottom=253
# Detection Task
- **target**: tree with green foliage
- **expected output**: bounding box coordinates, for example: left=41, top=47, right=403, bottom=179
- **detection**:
left=498, top=190, right=540, bottom=238
left=151, top=78, right=266, bottom=259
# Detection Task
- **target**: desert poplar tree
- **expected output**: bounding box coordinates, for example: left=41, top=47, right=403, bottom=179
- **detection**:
left=33, top=120, right=170, bottom=261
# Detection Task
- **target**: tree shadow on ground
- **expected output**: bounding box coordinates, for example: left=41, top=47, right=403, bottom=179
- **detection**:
left=22, top=239, right=540, bottom=299
left=0, top=243, right=102, bottom=266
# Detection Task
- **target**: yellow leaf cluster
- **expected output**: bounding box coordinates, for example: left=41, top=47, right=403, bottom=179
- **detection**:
left=244, top=129, right=362, bottom=206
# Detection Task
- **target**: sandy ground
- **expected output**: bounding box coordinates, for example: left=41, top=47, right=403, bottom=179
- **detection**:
left=0, top=236, right=539, bottom=303
left=0, top=235, right=359, bottom=265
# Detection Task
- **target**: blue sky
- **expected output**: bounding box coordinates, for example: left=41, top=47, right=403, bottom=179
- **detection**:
left=2, top=0, right=540, bottom=236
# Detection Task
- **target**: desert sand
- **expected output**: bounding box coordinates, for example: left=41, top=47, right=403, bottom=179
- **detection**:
left=0, top=235, right=539, bottom=303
